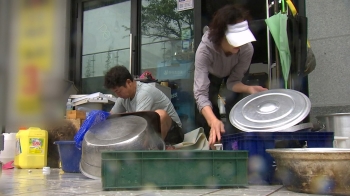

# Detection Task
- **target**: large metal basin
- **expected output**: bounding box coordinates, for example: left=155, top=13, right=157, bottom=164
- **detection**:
left=266, top=148, right=350, bottom=195
left=316, top=113, right=350, bottom=134
left=80, top=111, right=165, bottom=180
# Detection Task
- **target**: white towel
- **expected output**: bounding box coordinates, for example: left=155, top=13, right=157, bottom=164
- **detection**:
left=173, top=127, right=209, bottom=150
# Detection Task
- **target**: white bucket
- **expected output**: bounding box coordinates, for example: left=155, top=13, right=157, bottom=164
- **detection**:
left=333, top=136, right=349, bottom=148
left=0, top=133, right=16, bottom=164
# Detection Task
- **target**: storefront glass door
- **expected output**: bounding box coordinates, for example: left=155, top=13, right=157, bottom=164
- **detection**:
left=140, top=0, right=196, bottom=132
left=81, top=0, right=131, bottom=94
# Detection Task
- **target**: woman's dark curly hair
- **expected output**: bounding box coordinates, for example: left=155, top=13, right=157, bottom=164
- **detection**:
left=208, top=4, right=250, bottom=46
left=104, top=65, right=134, bottom=89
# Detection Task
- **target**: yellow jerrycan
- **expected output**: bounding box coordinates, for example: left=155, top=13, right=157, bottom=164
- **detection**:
left=14, top=127, right=48, bottom=169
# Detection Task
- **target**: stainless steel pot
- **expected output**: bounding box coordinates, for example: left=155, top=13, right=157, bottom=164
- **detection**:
left=266, top=148, right=350, bottom=195
left=316, top=113, right=350, bottom=134
left=80, top=111, right=165, bottom=180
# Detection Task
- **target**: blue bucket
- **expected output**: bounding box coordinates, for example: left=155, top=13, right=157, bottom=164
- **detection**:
left=54, top=141, right=81, bottom=173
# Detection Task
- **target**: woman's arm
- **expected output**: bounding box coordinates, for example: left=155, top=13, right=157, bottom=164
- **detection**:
left=226, top=43, right=267, bottom=94
left=194, top=45, right=225, bottom=144
left=226, top=43, right=254, bottom=92
left=201, top=105, right=225, bottom=144
left=193, top=47, right=212, bottom=113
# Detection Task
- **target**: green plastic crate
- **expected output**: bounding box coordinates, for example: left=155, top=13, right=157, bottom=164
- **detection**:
left=101, top=150, right=248, bottom=190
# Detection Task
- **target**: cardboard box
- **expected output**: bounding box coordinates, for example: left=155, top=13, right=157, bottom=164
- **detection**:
left=65, top=119, right=85, bottom=131
left=66, top=110, right=86, bottom=120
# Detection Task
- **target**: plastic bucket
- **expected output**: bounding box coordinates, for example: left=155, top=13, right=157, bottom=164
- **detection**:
left=0, top=133, right=16, bottom=164
left=54, top=141, right=81, bottom=173
left=334, top=136, right=349, bottom=148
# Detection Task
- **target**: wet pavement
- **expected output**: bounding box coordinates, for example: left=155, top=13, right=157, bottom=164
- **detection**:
left=0, top=168, right=327, bottom=196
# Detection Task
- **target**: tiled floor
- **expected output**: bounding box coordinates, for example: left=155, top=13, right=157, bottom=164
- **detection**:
left=0, top=169, right=328, bottom=196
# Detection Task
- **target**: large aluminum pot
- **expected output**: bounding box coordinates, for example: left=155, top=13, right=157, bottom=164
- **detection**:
left=266, top=148, right=350, bottom=195
left=80, top=111, right=165, bottom=179
left=316, top=113, right=350, bottom=134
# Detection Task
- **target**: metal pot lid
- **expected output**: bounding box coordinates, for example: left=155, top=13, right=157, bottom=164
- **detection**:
left=279, top=122, right=313, bottom=132
left=229, top=89, right=311, bottom=132
left=85, top=115, right=147, bottom=145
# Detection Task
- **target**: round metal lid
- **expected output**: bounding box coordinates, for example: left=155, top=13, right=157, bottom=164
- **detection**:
left=85, top=115, right=147, bottom=145
left=279, top=122, right=313, bottom=132
left=229, top=89, right=311, bottom=132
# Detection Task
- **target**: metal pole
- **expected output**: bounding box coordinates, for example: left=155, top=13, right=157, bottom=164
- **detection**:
left=129, top=33, right=132, bottom=72
left=266, top=0, right=271, bottom=89
left=274, top=0, right=281, bottom=88
left=286, top=7, right=293, bottom=89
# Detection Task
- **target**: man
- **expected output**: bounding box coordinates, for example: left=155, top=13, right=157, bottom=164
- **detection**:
left=104, top=65, right=184, bottom=145
left=194, top=5, right=267, bottom=145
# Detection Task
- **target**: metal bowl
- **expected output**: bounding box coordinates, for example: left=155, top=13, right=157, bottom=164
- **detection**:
left=266, top=148, right=350, bottom=195
left=80, top=112, right=165, bottom=180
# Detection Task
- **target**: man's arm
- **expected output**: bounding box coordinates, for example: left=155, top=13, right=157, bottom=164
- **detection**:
left=110, top=98, right=126, bottom=114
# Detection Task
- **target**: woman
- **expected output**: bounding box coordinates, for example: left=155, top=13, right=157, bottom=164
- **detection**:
left=194, top=4, right=267, bottom=145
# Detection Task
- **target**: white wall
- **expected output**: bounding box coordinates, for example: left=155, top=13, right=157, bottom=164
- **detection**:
left=306, top=0, right=350, bottom=107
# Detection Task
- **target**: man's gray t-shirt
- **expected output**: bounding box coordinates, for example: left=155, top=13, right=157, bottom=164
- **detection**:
left=110, top=82, right=182, bottom=128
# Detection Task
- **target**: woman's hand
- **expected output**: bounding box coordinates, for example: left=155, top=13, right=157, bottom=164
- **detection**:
left=208, top=118, right=225, bottom=145
left=248, top=85, right=268, bottom=94
left=232, top=82, right=268, bottom=95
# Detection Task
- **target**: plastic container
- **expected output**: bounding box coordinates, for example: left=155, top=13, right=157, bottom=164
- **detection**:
left=54, top=141, right=81, bottom=173
left=43, top=166, right=51, bottom=175
left=333, top=136, right=349, bottom=148
left=101, top=150, right=248, bottom=190
left=222, top=131, right=334, bottom=184
left=0, top=133, right=16, bottom=164
left=66, top=99, right=73, bottom=111
left=14, top=127, right=48, bottom=169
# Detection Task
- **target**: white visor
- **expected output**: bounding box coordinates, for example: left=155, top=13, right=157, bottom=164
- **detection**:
left=225, top=20, right=256, bottom=47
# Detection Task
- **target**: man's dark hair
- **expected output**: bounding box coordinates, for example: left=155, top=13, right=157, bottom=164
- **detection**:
left=208, top=4, right=250, bottom=46
left=104, top=65, right=134, bottom=89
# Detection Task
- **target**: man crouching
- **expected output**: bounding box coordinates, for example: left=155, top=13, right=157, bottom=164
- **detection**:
left=104, top=65, right=184, bottom=145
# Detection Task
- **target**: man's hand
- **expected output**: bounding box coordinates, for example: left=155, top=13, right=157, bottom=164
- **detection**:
left=248, top=86, right=268, bottom=94
left=208, top=118, right=225, bottom=145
